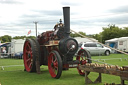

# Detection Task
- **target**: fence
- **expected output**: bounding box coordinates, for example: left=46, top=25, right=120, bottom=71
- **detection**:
left=0, top=53, right=128, bottom=72
left=0, top=52, right=24, bottom=71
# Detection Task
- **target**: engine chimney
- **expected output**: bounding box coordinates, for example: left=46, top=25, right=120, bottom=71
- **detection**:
left=63, top=7, right=70, bottom=37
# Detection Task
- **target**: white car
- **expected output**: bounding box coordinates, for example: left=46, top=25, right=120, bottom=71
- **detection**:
left=79, top=42, right=111, bottom=56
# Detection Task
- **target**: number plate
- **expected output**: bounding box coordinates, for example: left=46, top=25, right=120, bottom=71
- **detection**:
left=69, top=64, right=78, bottom=68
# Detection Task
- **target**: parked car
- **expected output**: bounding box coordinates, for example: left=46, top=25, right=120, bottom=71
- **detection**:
left=79, top=42, right=111, bottom=56
left=15, top=51, right=23, bottom=59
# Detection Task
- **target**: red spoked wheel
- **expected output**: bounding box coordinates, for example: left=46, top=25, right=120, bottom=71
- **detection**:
left=76, top=49, right=91, bottom=76
left=23, top=39, right=40, bottom=72
left=48, top=50, right=62, bottom=79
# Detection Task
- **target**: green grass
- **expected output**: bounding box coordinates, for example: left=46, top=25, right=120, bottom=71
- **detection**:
left=92, top=54, right=128, bottom=66
left=0, top=54, right=128, bottom=85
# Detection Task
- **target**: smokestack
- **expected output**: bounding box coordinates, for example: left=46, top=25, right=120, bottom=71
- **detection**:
left=63, top=7, right=70, bottom=37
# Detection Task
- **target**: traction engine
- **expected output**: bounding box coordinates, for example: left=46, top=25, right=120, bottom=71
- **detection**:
left=23, top=7, right=92, bottom=79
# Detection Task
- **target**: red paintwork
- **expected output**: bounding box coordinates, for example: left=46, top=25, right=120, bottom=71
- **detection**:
left=23, top=41, right=33, bottom=72
left=48, top=52, right=58, bottom=78
left=76, top=50, right=87, bottom=75
left=37, top=31, right=56, bottom=45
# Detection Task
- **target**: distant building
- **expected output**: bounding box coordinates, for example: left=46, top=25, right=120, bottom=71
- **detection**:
left=11, top=39, right=25, bottom=57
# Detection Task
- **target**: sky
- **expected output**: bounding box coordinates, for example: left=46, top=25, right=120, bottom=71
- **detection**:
left=0, top=0, right=128, bottom=37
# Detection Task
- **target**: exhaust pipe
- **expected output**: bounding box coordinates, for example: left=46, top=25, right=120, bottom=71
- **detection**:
left=63, top=7, right=70, bottom=37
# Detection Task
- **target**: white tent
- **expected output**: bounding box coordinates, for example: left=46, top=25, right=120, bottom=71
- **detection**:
left=105, top=37, right=128, bottom=52
left=11, top=39, right=25, bottom=57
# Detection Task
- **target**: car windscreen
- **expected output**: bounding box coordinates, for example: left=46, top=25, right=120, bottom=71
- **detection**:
left=96, top=43, right=103, bottom=48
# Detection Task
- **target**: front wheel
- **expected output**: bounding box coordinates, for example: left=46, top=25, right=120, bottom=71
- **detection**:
left=48, top=50, right=62, bottom=79
left=105, top=50, right=110, bottom=56
left=76, top=49, right=92, bottom=76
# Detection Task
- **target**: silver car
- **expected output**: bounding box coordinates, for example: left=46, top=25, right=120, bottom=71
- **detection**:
left=79, top=42, right=111, bottom=56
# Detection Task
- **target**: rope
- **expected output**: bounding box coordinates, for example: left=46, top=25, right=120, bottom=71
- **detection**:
left=70, top=29, right=128, bottom=56
left=0, top=65, right=24, bottom=67
left=0, top=65, right=24, bottom=70
left=89, top=58, right=112, bottom=65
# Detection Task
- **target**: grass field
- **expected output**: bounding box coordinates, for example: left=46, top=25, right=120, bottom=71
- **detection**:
left=0, top=54, right=128, bottom=85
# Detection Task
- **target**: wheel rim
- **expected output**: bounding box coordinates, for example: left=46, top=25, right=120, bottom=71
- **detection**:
left=76, top=50, right=87, bottom=75
left=48, top=52, right=58, bottom=78
left=23, top=41, right=33, bottom=72
left=106, top=51, right=109, bottom=55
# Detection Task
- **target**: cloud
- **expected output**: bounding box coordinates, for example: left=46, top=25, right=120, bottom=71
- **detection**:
left=16, top=9, right=65, bottom=30
left=109, top=5, right=128, bottom=13
left=103, top=15, right=128, bottom=24
left=61, top=1, right=82, bottom=6
left=0, top=26, right=27, bottom=37
left=1, top=0, right=128, bottom=37
left=33, top=10, right=62, bottom=16
left=0, top=0, right=23, bottom=4
left=19, top=14, right=60, bottom=26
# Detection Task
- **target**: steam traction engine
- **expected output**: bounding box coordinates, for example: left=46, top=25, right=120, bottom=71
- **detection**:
left=23, top=7, right=91, bottom=79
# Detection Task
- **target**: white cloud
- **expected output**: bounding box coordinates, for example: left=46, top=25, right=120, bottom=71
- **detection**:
left=0, top=0, right=128, bottom=37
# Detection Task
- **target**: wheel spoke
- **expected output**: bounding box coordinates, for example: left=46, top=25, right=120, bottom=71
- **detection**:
left=81, top=56, right=84, bottom=60
left=26, top=58, right=31, bottom=62
left=28, top=50, right=33, bottom=60
left=52, top=56, right=54, bottom=62
left=29, top=49, right=32, bottom=54
left=52, top=68, right=56, bottom=74
left=28, top=62, right=32, bottom=69
left=53, top=62, right=58, bottom=68
left=53, top=67, right=58, bottom=75
left=54, top=57, right=57, bottom=63
left=25, top=49, right=29, bottom=54
left=27, top=44, right=31, bottom=50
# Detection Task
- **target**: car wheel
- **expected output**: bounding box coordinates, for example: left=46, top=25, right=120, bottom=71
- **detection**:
left=105, top=50, right=110, bottom=56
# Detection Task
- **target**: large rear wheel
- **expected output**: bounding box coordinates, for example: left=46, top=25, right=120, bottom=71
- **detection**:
left=48, top=50, right=62, bottom=79
left=23, top=39, right=40, bottom=72
left=76, top=49, right=92, bottom=76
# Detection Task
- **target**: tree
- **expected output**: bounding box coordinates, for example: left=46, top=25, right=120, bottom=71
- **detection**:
left=122, top=27, right=128, bottom=36
left=0, top=37, right=2, bottom=42
left=0, top=35, right=36, bottom=43
left=101, top=25, right=123, bottom=43
left=93, top=33, right=102, bottom=43
left=89, top=25, right=128, bottom=43
left=13, top=36, right=36, bottom=39
left=1, top=35, right=12, bottom=43
left=26, top=36, right=36, bottom=39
